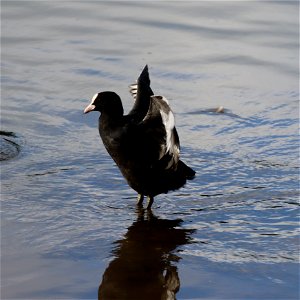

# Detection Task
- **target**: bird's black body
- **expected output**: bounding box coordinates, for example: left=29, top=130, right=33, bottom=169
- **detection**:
left=84, top=65, right=195, bottom=208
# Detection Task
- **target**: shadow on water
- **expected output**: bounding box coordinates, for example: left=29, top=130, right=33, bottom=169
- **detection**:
left=98, top=208, right=195, bottom=300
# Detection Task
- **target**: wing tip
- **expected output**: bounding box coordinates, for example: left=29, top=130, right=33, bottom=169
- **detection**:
left=138, top=64, right=150, bottom=83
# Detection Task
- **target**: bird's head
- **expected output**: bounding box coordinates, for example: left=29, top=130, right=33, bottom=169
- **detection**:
left=84, top=91, right=124, bottom=117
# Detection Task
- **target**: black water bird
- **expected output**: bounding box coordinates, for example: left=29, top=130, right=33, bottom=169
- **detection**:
left=84, top=65, right=195, bottom=209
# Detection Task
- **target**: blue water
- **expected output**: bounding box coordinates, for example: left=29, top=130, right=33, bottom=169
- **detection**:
left=1, top=1, right=299, bottom=299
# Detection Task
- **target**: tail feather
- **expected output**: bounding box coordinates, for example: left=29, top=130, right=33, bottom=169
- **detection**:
left=177, top=160, right=196, bottom=180
left=159, top=160, right=195, bottom=194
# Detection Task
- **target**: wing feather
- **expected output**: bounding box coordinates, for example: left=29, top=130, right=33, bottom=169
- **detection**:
left=129, top=82, right=138, bottom=101
left=141, top=95, right=180, bottom=170
left=128, top=65, right=154, bottom=122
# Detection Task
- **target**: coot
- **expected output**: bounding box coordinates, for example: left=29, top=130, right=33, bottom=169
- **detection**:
left=84, top=65, right=195, bottom=209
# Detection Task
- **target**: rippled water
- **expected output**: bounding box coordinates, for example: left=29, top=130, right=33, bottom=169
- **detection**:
left=1, top=1, right=299, bottom=299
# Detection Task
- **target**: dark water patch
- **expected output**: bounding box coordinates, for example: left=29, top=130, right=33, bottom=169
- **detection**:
left=203, top=54, right=298, bottom=76
left=152, top=69, right=210, bottom=81
left=1, top=36, right=49, bottom=45
left=132, top=18, right=296, bottom=41
left=94, top=56, right=122, bottom=62
left=0, top=131, right=23, bottom=161
left=67, top=39, right=92, bottom=45
left=26, top=167, right=75, bottom=177
left=74, top=68, right=125, bottom=81
left=1, top=75, right=29, bottom=85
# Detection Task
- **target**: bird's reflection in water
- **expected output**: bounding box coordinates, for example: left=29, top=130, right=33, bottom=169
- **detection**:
left=98, top=208, right=195, bottom=300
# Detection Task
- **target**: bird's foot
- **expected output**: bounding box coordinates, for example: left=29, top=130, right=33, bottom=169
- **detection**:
left=146, top=196, right=154, bottom=210
left=137, top=194, right=154, bottom=210
left=137, top=194, right=144, bottom=206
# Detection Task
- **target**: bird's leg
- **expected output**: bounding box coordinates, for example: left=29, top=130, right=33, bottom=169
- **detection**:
left=137, top=194, right=144, bottom=206
left=146, top=196, right=154, bottom=210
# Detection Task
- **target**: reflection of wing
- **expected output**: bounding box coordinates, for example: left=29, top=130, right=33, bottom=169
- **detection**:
left=162, top=266, right=180, bottom=300
left=141, top=95, right=180, bottom=170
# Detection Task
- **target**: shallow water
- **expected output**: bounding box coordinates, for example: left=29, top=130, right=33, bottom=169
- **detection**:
left=1, top=1, right=299, bottom=299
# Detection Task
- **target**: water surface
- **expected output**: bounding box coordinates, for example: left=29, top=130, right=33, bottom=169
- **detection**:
left=1, top=1, right=299, bottom=299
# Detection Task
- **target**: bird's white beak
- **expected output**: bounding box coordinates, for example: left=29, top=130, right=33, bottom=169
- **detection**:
left=84, top=104, right=96, bottom=114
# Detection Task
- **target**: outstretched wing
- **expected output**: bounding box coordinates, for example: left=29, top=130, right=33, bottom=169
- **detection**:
left=128, top=65, right=154, bottom=122
left=140, top=95, right=180, bottom=170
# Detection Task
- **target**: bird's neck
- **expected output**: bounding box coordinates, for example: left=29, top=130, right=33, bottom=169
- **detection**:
left=99, top=112, right=123, bottom=130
